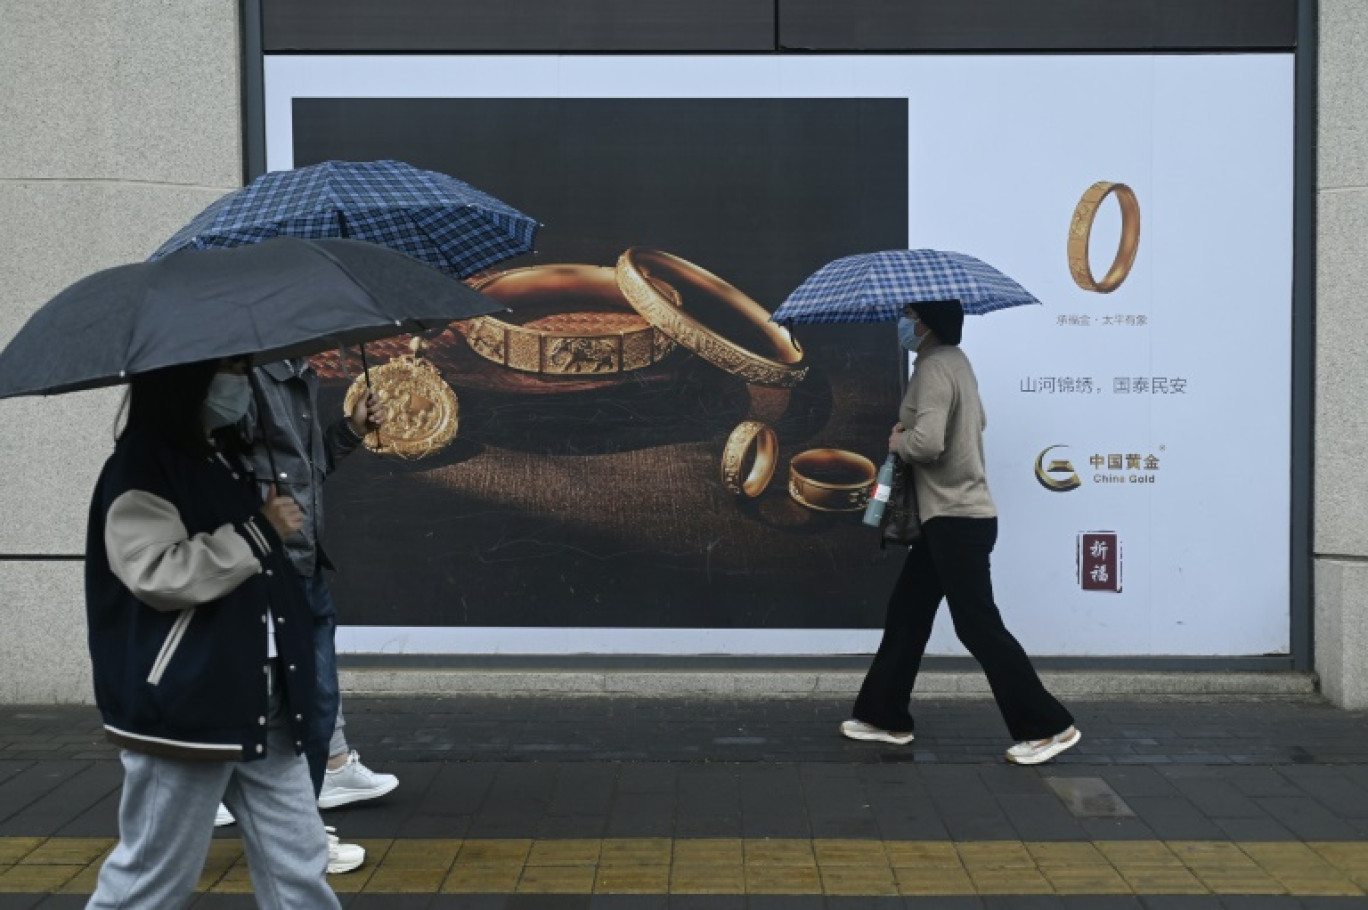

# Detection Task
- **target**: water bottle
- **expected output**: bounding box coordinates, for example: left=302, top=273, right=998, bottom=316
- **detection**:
left=862, top=453, right=899, bottom=527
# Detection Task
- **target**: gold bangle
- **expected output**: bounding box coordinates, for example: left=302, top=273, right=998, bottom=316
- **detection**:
left=721, top=420, right=778, bottom=498
left=1067, top=181, right=1141, bottom=293
left=461, top=265, right=677, bottom=375
left=616, top=248, right=809, bottom=389
left=787, top=448, right=876, bottom=513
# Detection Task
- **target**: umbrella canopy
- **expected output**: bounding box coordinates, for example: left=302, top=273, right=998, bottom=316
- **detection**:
left=0, top=237, right=503, bottom=400
left=149, top=159, right=539, bottom=278
left=771, top=249, right=1041, bottom=325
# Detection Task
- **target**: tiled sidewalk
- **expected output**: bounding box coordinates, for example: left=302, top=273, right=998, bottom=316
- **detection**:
left=2, top=695, right=1368, bottom=908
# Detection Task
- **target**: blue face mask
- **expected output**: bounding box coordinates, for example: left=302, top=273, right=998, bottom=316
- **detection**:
left=897, top=316, right=924, bottom=353
left=202, top=373, right=252, bottom=429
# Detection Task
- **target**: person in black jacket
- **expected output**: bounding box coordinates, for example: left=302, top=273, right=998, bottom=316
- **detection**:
left=85, top=358, right=340, bottom=910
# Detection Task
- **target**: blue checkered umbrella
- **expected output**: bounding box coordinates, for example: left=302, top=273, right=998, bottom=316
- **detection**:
left=150, top=159, right=539, bottom=278
left=771, top=249, right=1041, bottom=325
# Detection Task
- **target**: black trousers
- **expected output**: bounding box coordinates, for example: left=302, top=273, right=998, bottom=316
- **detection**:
left=852, top=516, right=1073, bottom=742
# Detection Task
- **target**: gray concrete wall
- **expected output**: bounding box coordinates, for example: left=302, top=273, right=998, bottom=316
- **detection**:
left=0, top=2, right=242, bottom=702
left=1315, top=0, right=1368, bottom=707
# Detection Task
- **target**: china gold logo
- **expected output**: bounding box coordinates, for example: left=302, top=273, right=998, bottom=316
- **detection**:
left=1034, top=445, right=1082, bottom=492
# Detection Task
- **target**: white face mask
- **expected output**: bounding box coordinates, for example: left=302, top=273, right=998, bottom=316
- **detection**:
left=202, top=373, right=252, bottom=429
left=897, top=316, right=925, bottom=352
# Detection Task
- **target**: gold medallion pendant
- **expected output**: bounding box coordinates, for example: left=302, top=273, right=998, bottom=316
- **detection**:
left=343, top=338, right=459, bottom=459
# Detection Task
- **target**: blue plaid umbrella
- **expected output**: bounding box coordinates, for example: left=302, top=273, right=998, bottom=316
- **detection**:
left=771, top=249, right=1041, bottom=325
left=150, top=159, right=539, bottom=278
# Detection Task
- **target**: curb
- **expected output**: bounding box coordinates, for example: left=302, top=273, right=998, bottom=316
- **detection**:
left=339, top=668, right=1319, bottom=699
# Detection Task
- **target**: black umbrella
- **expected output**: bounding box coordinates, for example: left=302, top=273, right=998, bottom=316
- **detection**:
left=0, top=237, right=503, bottom=400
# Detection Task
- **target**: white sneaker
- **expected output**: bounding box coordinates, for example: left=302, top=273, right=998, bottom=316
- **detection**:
left=214, top=804, right=235, bottom=827
left=318, top=750, right=399, bottom=809
left=325, top=826, right=365, bottom=874
left=1005, top=726, right=1082, bottom=765
left=840, top=719, right=914, bottom=746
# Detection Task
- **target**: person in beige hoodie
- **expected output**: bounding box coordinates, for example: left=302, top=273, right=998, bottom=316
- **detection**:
left=841, top=299, right=1081, bottom=765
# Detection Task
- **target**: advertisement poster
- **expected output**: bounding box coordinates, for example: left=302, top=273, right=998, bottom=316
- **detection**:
left=264, top=55, right=1294, bottom=656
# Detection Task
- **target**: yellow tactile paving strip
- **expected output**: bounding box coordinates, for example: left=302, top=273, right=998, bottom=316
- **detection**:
left=0, top=837, right=1366, bottom=896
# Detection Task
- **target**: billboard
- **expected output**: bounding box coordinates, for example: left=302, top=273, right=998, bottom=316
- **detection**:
left=264, top=54, right=1294, bottom=656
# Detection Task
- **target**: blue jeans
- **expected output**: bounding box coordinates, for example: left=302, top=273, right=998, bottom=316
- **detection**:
left=299, top=573, right=341, bottom=797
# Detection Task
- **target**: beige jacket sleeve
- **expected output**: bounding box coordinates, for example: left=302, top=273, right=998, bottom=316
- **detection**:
left=104, top=490, right=264, bottom=612
left=897, top=358, right=953, bottom=464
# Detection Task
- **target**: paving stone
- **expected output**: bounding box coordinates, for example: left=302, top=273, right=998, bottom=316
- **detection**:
left=0, top=895, right=44, bottom=910
left=1044, top=777, right=1135, bottom=818
left=979, top=896, right=1066, bottom=908
left=1279, top=769, right=1368, bottom=819
left=586, top=896, right=668, bottom=909
left=1139, top=898, right=1239, bottom=910
left=1058, top=894, right=1146, bottom=908
left=1252, top=799, right=1362, bottom=840
left=665, top=896, right=746, bottom=909
left=29, top=898, right=87, bottom=910
left=745, top=898, right=830, bottom=909
left=867, top=796, right=950, bottom=842
left=0, top=765, right=98, bottom=838
left=503, top=896, right=593, bottom=910
left=1211, top=818, right=1300, bottom=841
left=1165, top=779, right=1267, bottom=820
left=1125, top=798, right=1229, bottom=840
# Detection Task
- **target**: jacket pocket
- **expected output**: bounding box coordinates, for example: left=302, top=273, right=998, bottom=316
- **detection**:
left=147, top=608, right=195, bottom=685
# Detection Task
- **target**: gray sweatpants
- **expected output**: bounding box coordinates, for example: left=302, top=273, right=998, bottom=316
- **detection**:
left=86, top=672, right=340, bottom=910
left=330, top=705, right=347, bottom=759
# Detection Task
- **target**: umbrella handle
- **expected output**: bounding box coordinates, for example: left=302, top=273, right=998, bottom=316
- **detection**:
left=357, top=343, right=382, bottom=453
left=247, top=372, right=281, bottom=500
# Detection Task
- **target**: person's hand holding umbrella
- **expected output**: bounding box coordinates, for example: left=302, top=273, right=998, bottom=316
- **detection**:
left=260, top=485, right=306, bottom=540
left=345, top=388, right=385, bottom=447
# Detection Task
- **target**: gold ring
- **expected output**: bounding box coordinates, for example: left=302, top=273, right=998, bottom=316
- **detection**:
left=721, top=420, right=778, bottom=498
left=616, top=248, right=808, bottom=389
left=788, top=448, right=876, bottom=512
left=461, top=265, right=677, bottom=374
left=1067, top=181, right=1141, bottom=293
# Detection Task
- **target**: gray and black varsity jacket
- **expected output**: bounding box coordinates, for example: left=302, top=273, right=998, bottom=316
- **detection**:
left=85, top=428, right=315, bottom=761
